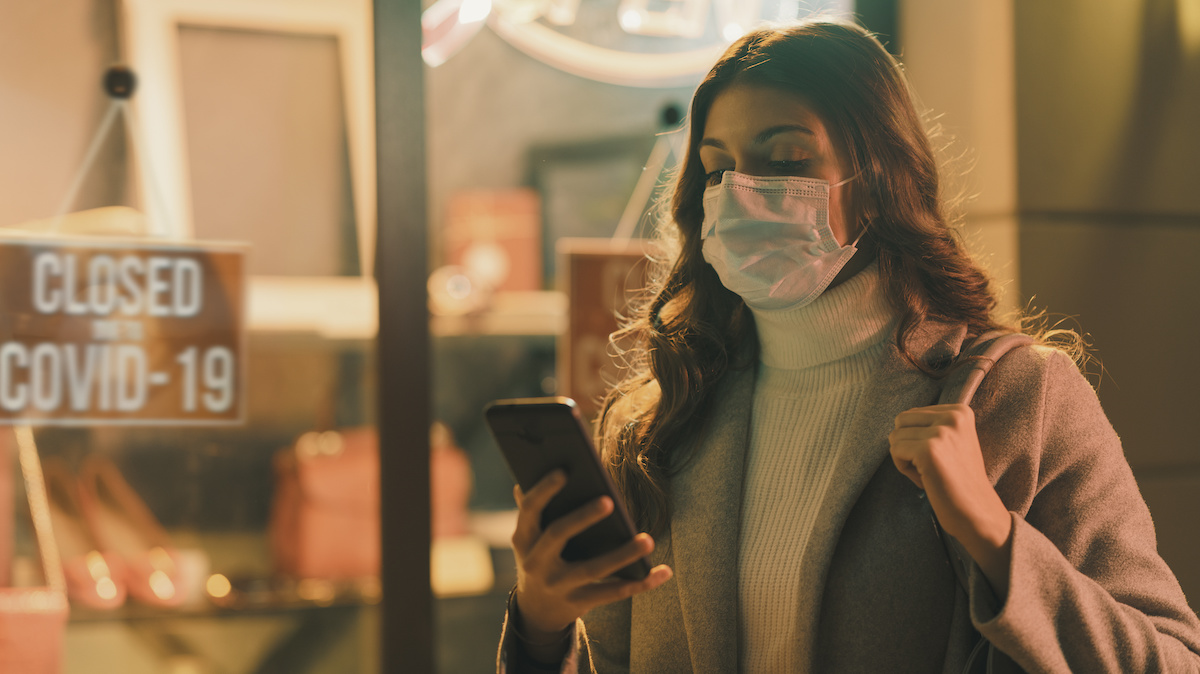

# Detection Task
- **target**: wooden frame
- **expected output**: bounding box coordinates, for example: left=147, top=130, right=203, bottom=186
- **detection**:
left=120, top=0, right=376, bottom=278
left=527, top=135, right=656, bottom=283
left=375, top=0, right=432, bottom=669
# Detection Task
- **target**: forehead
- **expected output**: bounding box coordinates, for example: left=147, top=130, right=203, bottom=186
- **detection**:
left=701, top=84, right=831, bottom=147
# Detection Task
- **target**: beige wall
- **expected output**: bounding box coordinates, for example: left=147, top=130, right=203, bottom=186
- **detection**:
left=1014, top=0, right=1200, bottom=605
left=903, top=0, right=1200, bottom=608
left=1017, top=0, right=1200, bottom=216
left=0, top=0, right=126, bottom=227
left=901, top=0, right=1020, bottom=314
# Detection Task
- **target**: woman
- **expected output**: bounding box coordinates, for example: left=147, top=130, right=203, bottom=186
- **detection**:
left=498, top=21, right=1200, bottom=673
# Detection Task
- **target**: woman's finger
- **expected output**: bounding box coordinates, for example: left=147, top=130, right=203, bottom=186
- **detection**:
left=894, top=409, right=952, bottom=428
left=511, top=470, right=567, bottom=552
left=889, top=442, right=926, bottom=489
left=892, top=460, right=925, bottom=489
left=561, top=533, right=655, bottom=585
left=888, top=426, right=940, bottom=443
left=570, top=564, right=674, bottom=607
left=895, top=404, right=972, bottom=429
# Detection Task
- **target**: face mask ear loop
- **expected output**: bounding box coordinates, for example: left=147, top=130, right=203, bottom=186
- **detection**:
left=832, top=171, right=865, bottom=248
left=830, top=171, right=861, bottom=189
left=847, top=227, right=868, bottom=249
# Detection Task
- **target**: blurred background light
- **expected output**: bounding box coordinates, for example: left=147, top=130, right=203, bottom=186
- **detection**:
left=459, top=0, right=493, bottom=25
left=1182, top=0, right=1200, bottom=53
left=619, top=9, right=643, bottom=31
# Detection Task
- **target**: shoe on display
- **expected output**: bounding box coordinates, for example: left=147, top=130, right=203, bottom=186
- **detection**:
left=77, top=455, right=185, bottom=609
left=42, top=458, right=126, bottom=611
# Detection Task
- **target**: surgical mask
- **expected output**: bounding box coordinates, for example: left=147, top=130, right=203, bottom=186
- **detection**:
left=700, top=170, right=862, bottom=311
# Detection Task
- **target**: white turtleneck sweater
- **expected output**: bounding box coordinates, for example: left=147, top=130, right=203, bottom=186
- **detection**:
left=737, top=263, right=897, bottom=673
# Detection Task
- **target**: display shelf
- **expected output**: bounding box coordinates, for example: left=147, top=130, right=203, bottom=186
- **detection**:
left=467, top=509, right=519, bottom=549
left=68, top=600, right=375, bottom=674
left=68, top=590, right=376, bottom=624
left=249, top=277, right=566, bottom=339
left=430, top=291, right=567, bottom=337
left=62, top=530, right=380, bottom=673
left=247, top=276, right=378, bottom=340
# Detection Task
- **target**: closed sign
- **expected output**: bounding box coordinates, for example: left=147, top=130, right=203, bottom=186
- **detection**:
left=0, top=235, right=245, bottom=425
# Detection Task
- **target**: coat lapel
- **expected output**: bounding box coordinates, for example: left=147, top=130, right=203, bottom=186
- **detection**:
left=791, top=321, right=966, bottom=668
left=666, top=365, right=756, bottom=674
left=649, top=321, right=966, bottom=673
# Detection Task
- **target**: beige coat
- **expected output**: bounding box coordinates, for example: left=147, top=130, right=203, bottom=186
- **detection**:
left=498, top=321, right=1200, bottom=673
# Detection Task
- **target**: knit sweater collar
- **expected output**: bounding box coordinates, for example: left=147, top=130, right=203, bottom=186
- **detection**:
left=749, top=262, right=896, bottom=370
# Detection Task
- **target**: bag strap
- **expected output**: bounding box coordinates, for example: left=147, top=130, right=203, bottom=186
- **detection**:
left=934, top=330, right=1035, bottom=587
left=932, top=330, right=1034, bottom=674
left=939, top=331, right=1036, bottom=407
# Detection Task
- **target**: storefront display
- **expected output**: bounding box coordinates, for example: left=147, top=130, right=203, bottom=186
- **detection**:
left=0, top=24, right=385, bottom=664
left=2, top=0, right=898, bottom=671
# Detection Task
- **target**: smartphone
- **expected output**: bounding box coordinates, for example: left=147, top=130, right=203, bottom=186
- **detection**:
left=484, top=397, right=651, bottom=581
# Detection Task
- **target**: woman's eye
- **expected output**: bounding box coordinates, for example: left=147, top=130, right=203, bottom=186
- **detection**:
left=769, top=159, right=811, bottom=174
left=704, top=169, right=729, bottom=186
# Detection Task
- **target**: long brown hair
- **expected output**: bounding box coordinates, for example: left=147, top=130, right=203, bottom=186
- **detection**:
left=598, top=21, right=1013, bottom=539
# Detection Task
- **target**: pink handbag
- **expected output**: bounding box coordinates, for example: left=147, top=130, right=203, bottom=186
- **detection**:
left=0, top=428, right=69, bottom=673
left=269, top=428, right=381, bottom=579
left=268, top=424, right=474, bottom=580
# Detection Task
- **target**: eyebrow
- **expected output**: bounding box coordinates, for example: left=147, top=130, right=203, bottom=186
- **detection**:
left=699, top=124, right=815, bottom=150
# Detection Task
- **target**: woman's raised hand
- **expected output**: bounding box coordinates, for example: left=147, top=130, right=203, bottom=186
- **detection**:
left=888, top=403, right=1013, bottom=598
left=510, top=470, right=673, bottom=640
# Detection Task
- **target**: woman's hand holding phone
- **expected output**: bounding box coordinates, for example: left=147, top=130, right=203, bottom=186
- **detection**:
left=510, top=469, right=673, bottom=652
